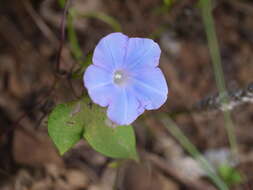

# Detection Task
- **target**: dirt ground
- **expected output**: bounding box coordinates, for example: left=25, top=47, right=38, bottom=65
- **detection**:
left=0, top=0, right=253, bottom=189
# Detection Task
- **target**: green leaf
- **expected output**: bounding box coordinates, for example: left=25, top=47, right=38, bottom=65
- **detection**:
left=163, top=0, right=173, bottom=7
left=58, top=0, right=66, bottom=8
left=48, top=102, right=85, bottom=155
left=48, top=98, right=138, bottom=160
left=83, top=99, right=138, bottom=161
left=218, top=164, right=243, bottom=186
left=77, top=12, right=122, bottom=32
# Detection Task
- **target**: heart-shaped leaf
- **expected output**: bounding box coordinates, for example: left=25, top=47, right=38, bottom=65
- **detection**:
left=83, top=99, right=138, bottom=161
left=48, top=98, right=138, bottom=160
left=48, top=102, right=85, bottom=155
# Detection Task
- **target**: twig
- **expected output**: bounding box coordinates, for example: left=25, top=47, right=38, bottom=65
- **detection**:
left=193, top=82, right=253, bottom=112
left=56, top=0, right=72, bottom=73
left=67, top=66, right=81, bottom=99
left=22, top=0, right=59, bottom=47
left=223, top=0, right=253, bottom=16
left=166, top=82, right=253, bottom=119
left=0, top=80, right=58, bottom=140
left=146, top=152, right=217, bottom=190
left=2, top=0, right=79, bottom=134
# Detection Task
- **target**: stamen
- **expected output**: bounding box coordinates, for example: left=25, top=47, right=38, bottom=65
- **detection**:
left=115, top=73, right=122, bottom=80
left=113, top=70, right=128, bottom=86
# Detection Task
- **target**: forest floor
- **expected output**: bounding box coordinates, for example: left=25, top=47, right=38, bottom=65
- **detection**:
left=0, top=0, right=253, bottom=189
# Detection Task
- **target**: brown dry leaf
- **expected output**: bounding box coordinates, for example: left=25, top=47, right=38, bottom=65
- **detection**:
left=13, top=128, right=63, bottom=167
left=66, top=169, right=90, bottom=189
left=116, top=161, right=179, bottom=190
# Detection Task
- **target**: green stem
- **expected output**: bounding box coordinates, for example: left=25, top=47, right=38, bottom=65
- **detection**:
left=199, top=0, right=238, bottom=155
left=67, top=9, right=84, bottom=64
left=161, top=116, right=229, bottom=190
left=77, top=12, right=122, bottom=32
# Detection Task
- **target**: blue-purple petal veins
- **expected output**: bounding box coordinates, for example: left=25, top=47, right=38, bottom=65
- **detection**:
left=84, top=33, right=168, bottom=125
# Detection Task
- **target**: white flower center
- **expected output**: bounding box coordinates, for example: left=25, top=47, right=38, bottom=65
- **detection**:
left=115, top=73, right=122, bottom=80
left=113, top=70, right=128, bottom=86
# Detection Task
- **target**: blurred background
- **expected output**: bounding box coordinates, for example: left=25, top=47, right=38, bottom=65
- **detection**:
left=0, top=0, right=253, bottom=189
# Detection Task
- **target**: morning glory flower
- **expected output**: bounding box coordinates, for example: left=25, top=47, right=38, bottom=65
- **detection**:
left=84, top=32, right=168, bottom=125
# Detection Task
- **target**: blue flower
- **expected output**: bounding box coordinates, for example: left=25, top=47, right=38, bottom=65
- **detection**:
left=84, top=33, right=168, bottom=125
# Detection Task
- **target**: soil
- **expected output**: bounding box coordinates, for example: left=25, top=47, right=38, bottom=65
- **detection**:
left=0, top=0, right=253, bottom=189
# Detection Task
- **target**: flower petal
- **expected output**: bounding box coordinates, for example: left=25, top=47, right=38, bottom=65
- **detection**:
left=124, top=37, right=161, bottom=70
left=107, top=88, right=144, bottom=125
left=84, top=65, right=115, bottom=107
left=131, top=68, right=168, bottom=110
left=93, top=32, right=129, bottom=71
